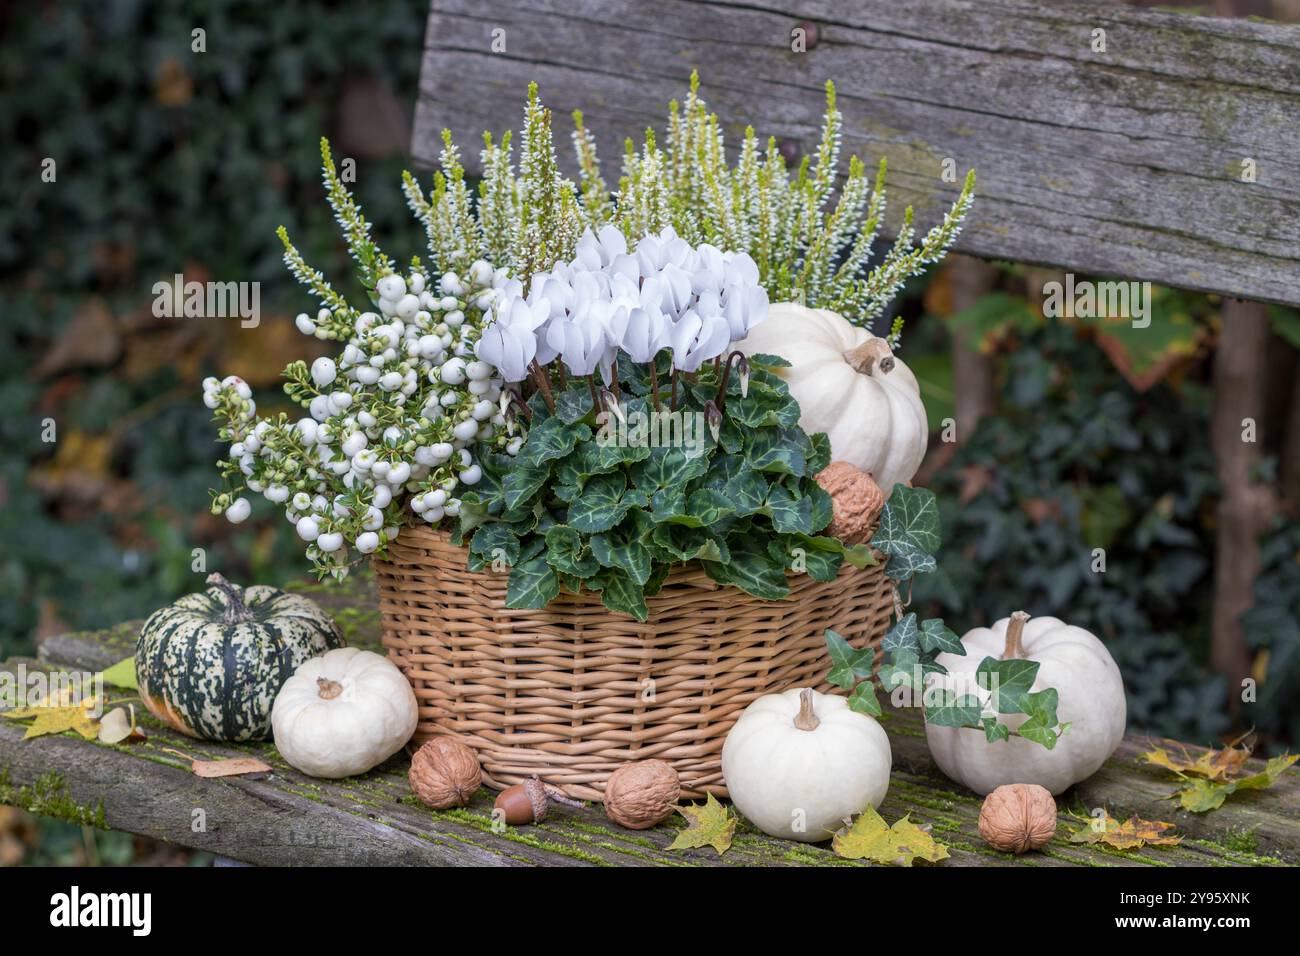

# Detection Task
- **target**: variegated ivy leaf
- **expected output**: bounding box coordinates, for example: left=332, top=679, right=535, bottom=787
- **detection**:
left=923, top=690, right=984, bottom=728
left=918, top=618, right=964, bottom=655
left=982, top=716, right=1011, bottom=743
left=849, top=681, right=882, bottom=717
left=882, top=613, right=921, bottom=659
left=975, top=656, right=1040, bottom=714
left=874, top=485, right=941, bottom=582
left=825, top=629, right=876, bottom=690
left=1016, top=688, right=1064, bottom=749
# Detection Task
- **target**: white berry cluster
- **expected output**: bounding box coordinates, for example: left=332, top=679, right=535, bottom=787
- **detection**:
left=204, top=261, right=517, bottom=579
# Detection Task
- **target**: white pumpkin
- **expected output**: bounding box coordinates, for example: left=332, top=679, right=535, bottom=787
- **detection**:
left=272, top=647, right=418, bottom=778
left=722, top=687, right=891, bottom=842
left=738, top=302, right=927, bottom=495
left=925, top=612, right=1126, bottom=796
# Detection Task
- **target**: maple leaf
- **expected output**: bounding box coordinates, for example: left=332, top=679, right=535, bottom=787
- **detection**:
left=666, top=793, right=735, bottom=855
left=2, top=696, right=102, bottom=740
left=1143, top=734, right=1297, bottom=812
left=1069, top=813, right=1181, bottom=850
left=833, top=806, right=949, bottom=866
left=1143, top=732, right=1252, bottom=781
left=1170, top=754, right=1298, bottom=813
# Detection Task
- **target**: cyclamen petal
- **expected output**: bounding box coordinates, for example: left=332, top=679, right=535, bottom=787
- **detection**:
left=477, top=321, right=536, bottom=383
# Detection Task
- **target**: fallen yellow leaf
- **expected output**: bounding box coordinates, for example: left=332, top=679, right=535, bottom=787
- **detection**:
left=833, top=806, right=949, bottom=866
left=666, top=793, right=735, bottom=855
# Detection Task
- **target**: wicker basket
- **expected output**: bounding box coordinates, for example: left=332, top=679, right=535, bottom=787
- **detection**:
left=375, top=524, right=893, bottom=800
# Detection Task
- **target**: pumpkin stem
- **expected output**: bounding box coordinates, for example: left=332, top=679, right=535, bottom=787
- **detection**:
left=794, top=688, right=821, bottom=731
left=316, top=677, right=345, bottom=700
left=205, top=573, right=256, bottom=625
left=843, top=338, right=896, bottom=376
left=1002, top=611, right=1031, bottom=660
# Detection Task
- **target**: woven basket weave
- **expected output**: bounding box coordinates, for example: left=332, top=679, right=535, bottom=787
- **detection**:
left=375, top=524, right=893, bottom=800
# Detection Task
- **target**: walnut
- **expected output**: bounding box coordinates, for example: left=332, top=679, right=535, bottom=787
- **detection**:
left=814, top=461, right=884, bottom=545
left=409, top=737, right=482, bottom=809
left=978, top=783, right=1058, bottom=853
left=604, top=760, right=681, bottom=829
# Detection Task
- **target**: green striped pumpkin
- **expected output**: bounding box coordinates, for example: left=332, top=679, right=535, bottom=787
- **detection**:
left=136, top=574, right=344, bottom=741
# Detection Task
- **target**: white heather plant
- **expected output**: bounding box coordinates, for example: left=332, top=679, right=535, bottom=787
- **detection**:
left=205, top=142, right=519, bottom=579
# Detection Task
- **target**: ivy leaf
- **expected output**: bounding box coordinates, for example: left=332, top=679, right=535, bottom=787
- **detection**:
left=826, top=629, right=876, bottom=689
left=918, top=619, right=964, bottom=656
left=832, top=807, right=949, bottom=866
left=874, top=486, right=941, bottom=581
left=1016, top=704, right=1063, bottom=749
left=848, top=682, right=882, bottom=717
left=975, top=657, right=1040, bottom=715
left=505, top=556, right=560, bottom=609
left=878, top=659, right=918, bottom=693
left=882, top=613, right=922, bottom=659
left=982, top=716, right=1011, bottom=743
left=923, top=688, right=984, bottom=728
left=667, top=793, right=735, bottom=855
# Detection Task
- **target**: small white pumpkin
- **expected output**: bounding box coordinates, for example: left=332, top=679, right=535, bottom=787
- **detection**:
left=722, top=687, right=891, bottom=842
left=925, top=612, right=1127, bottom=796
left=272, top=647, right=418, bottom=778
left=738, top=302, right=927, bottom=494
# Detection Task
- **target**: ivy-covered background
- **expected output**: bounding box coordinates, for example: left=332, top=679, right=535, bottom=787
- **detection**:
left=2, top=0, right=1297, bottom=864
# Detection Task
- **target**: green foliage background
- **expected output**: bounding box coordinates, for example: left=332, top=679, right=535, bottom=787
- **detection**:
left=0, top=0, right=427, bottom=658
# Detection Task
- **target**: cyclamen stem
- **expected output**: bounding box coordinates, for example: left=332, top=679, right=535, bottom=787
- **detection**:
left=649, top=359, right=661, bottom=410
left=670, top=369, right=679, bottom=412
left=529, top=360, right=556, bottom=413
left=713, top=350, right=746, bottom=411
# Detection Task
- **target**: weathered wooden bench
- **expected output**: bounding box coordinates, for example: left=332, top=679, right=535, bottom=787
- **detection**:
left=4, top=0, right=1298, bottom=866
left=2, top=576, right=1296, bottom=866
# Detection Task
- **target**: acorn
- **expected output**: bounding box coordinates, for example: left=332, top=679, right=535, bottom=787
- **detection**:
left=494, top=775, right=585, bottom=825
